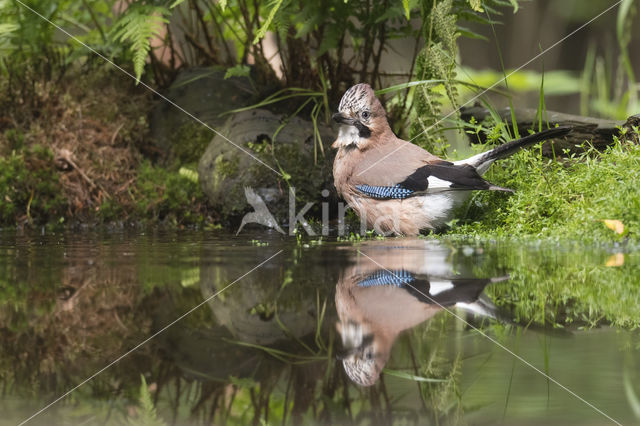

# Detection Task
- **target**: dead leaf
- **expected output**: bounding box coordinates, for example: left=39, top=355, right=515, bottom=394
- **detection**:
left=603, top=219, right=625, bottom=234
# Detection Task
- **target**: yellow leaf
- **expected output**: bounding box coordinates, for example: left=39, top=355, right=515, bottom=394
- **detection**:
left=603, top=219, right=625, bottom=234
left=605, top=253, right=625, bottom=267
left=468, top=0, right=484, bottom=12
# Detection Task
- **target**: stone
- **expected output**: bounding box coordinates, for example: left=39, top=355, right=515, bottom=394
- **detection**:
left=149, top=67, right=256, bottom=156
left=198, top=108, right=335, bottom=225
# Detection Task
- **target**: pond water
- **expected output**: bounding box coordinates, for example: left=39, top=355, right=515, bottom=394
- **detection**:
left=0, top=229, right=638, bottom=425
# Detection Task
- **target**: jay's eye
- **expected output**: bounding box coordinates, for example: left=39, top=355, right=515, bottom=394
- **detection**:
left=361, top=111, right=370, bottom=120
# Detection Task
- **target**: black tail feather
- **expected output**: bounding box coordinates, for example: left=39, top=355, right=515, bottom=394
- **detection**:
left=483, top=126, right=572, bottom=163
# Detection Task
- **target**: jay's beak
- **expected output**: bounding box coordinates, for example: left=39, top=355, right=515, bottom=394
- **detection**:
left=335, top=332, right=374, bottom=360
left=332, top=112, right=354, bottom=125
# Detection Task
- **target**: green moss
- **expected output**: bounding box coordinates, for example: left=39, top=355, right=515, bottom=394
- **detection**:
left=0, top=146, right=67, bottom=225
left=170, top=121, right=212, bottom=166
left=445, top=131, right=640, bottom=243
left=214, top=154, right=239, bottom=178
left=130, top=161, right=207, bottom=225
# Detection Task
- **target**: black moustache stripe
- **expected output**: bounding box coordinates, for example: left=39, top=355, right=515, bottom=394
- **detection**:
left=354, top=121, right=371, bottom=138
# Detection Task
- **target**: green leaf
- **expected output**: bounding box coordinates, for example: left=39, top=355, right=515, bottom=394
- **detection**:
left=402, top=0, right=411, bottom=20
left=169, top=0, right=186, bottom=8
left=224, top=64, right=251, bottom=79
left=253, top=0, right=284, bottom=44
left=383, top=369, right=447, bottom=382
left=178, top=167, right=199, bottom=183
left=509, top=0, right=519, bottom=13
left=457, top=25, right=488, bottom=41
left=617, top=0, right=634, bottom=44
left=375, top=79, right=445, bottom=95
left=219, top=0, right=228, bottom=10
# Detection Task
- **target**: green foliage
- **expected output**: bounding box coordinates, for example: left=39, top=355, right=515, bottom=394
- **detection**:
left=110, top=3, right=170, bottom=84
left=130, top=375, right=166, bottom=426
left=411, top=0, right=520, bottom=152
left=412, top=0, right=460, bottom=153
left=131, top=161, right=207, bottom=225
left=253, top=0, right=285, bottom=44
left=579, top=0, right=637, bottom=119
left=224, top=64, right=251, bottom=80
left=0, top=146, right=67, bottom=225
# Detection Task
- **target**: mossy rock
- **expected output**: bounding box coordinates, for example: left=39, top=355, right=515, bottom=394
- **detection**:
left=149, top=67, right=256, bottom=159
left=198, top=109, right=334, bottom=224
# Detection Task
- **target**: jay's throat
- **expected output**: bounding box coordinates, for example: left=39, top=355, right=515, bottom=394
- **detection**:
left=335, top=123, right=371, bottom=148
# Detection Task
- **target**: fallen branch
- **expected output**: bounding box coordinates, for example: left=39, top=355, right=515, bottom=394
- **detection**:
left=460, top=105, right=639, bottom=156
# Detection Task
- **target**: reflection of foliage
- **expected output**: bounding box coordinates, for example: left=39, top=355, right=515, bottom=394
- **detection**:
left=3, top=235, right=640, bottom=423
left=405, top=314, right=465, bottom=423
left=448, top=237, right=640, bottom=329
left=485, top=247, right=640, bottom=329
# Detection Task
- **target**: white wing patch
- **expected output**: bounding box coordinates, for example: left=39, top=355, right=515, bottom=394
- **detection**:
left=429, top=280, right=454, bottom=296
left=454, top=154, right=493, bottom=175
left=427, top=176, right=453, bottom=191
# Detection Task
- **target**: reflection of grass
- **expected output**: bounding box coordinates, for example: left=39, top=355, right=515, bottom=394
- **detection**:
left=464, top=243, right=640, bottom=329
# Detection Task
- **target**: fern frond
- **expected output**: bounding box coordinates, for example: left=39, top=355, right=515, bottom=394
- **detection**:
left=132, top=375, right=166, bottom=426
left=111, top=5, right=169, bottom=84
left=412, top=0, right=459, bottom=151
left=0, top=23, right=18, bottom=36
left=253, top=0, right=285, bottom=44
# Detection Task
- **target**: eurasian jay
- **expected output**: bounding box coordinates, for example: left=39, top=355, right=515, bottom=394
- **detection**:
left=335, top=241, right=507, bottom=386
left=332, top=83, right=571, bottom=236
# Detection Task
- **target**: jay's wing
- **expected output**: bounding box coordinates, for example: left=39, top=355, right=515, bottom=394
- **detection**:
left=351, top=148, right=511, bottom=200
left=355, top=269, right=492, bottom=307
left=395, top=161, right=511, bottom=194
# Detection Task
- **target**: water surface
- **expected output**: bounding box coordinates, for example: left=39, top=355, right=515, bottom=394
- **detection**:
left=0, top=229, right=638, bottom=425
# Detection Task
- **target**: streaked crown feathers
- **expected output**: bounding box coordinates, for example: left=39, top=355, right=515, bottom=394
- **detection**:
left=338, top=83, right=375, bottom=113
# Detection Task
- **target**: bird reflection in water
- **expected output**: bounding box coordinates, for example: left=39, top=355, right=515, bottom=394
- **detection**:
left=335, top=240, right=508, bottom=387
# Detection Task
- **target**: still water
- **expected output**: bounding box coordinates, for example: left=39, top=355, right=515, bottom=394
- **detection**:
left=0, top=229, right=638, bottom=425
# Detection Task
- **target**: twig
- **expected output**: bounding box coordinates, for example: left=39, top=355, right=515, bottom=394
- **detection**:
left=183, top=31, right=217, bottom=62
left=110, top=122, right=124, bottom=145
left=81, top=0, right=107, bottom=44
left=55, top=148, right=112, bottom=199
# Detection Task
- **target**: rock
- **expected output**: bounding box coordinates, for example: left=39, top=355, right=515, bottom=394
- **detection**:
left=149, top=67, right=256, bottom=156
left=198, top=108, right=335, bottom=225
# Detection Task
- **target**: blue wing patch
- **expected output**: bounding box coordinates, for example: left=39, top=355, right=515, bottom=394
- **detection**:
left=355, top=184, right=414, bottom=199
left=357, top=270, right=415, bottom=288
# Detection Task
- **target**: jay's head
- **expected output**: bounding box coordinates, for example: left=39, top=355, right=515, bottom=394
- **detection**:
left=336, top=319, right=390, bottom=386
left=332, top=83, right=389, bottom=149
